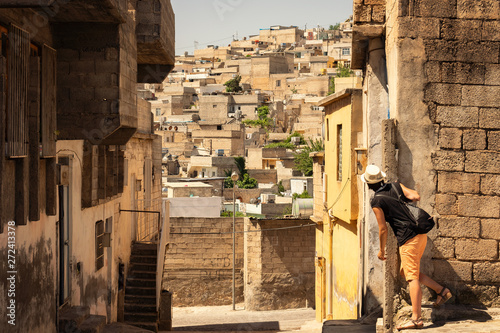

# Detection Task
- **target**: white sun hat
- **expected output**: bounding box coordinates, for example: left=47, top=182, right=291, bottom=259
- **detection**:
left=361, top=165, right=387, bottom=184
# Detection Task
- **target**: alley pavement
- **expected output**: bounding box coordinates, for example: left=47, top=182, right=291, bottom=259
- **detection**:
left=162, top=304, right=321, bottom=332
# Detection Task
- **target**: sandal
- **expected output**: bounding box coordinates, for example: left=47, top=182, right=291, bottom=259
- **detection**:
left=396, top=318, right=424, bottom=330
left=433, top=287, right=452, bottom=308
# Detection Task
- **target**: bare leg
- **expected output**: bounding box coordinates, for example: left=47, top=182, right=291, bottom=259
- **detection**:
left=419, top=272, right=451, bottom=304
left=408, top=279, right=422, bottom=320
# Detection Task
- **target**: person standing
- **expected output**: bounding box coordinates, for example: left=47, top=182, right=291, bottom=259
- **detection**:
left=362, top=165, right=452, bottom=330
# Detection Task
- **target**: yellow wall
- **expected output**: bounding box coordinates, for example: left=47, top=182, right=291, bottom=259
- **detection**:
left=315, top=90, right=363, bottom=321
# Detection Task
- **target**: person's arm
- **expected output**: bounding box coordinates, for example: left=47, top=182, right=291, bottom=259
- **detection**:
left=373, top=207, right=387, bottom=261
left=400, top=183, right=420, bottom=202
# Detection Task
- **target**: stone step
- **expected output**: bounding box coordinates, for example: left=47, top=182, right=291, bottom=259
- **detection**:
left=102, top=322, right=155, bottom=333
left=79, top=314, right=107, bottom=333
left=130, top=262, right=157, bottom=272
left=128, top=270, right=156, bottom=280
left=126, top=286, right=156, bottom=296
left=125, top=322, right=158, bottom=333
left=59, top=306, right=90, bottom=333
left=130, top=255, right=157, bottom=265
left=125, top=303, right=156, bottom=314
left=124, top=312, right=158, bottom=323
left=125, top=294, right=156, bottom=305
left=127, top=277, right=156, bottom=288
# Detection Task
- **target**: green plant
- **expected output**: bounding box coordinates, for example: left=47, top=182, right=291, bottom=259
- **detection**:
left=221, top=211, right=245, bottom=217
left=233, top=157, right=247, bottom=180
left=330, top=23, right=340, bottom=30
left=236, top=173, right=258, bottom=189
left=282, top=206, right=293, bottom=216
left=328, top=76, right=335, bottom=95
left=277, top=180, right=285, bottom=194
left=242, top=105, right=273, bottom=130
left=293, top=190, right=312, bottom=200
left=293, top=139, right=324, bottom=176
left=337, top=64, right=353, bottom=78
left=224, top=75, right=243, bottom=93
left=263, top=132, right=306, bottom=149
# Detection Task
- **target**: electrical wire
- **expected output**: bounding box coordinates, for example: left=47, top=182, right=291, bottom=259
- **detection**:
left=170, top=222, right=316, bottom=235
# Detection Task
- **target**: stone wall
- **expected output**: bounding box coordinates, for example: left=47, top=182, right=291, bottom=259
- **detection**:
left=162, top=217, right=245, bottom=306
left=244, top=219, right=315, bottom=310
left=384, top=0, right=500, bottom=308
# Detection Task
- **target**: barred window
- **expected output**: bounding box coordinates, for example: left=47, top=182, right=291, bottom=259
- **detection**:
left=95, top=220, right=104, bottom=271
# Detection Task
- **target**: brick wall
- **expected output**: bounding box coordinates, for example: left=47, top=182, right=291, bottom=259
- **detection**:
left=163, top=217, right=245, bottom=306
left=244, top=219, right=315, bottom=310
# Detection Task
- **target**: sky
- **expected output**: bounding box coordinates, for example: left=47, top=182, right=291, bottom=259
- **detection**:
left=171, top=0, right=353, bottom=55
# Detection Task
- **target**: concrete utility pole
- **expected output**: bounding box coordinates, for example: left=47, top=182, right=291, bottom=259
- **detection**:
left=231, top=171, right=239, bottom=310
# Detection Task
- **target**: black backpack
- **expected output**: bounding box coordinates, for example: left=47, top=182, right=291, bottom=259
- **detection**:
left=375, top=184, right=435, bottom=234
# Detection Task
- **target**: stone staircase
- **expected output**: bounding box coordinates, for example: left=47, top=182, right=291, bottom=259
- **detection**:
left=124, top=242, right=159, bottom=332
left=58, top=306, right=106, bottom=333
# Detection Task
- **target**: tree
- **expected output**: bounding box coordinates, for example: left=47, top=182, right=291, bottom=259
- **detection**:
left=328, top=76, right=335, bottom=95
left=233, top=156, right=247, bottom=181
left=337, top=64, right=353, bottom=78
left=236, top=173, right=258, bottom=189
left=330, top=23, right=340, bottom=30
left=224, top=75, right=243, bottom=93
left=242, top=105, right=273, bottom=130
left=293, top=139, right=324, bottom=176
left=224, top=157, right=258, bottom=189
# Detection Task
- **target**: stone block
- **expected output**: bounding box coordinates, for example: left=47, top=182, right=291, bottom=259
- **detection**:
left=424, top=61, right=441, bottom=82
left=482, top=20, right=500, bottom=41
left=481, top=174, right=500, bottom=196
left=354, top=3, right=372, bottom=23
left=455, top=284, right=499, bottom=306
left=95, top=60, right=120, bottom=74
left=488, top=131, right=500, bottom=151
left=398, top=17, right=440, bottom=39
left=70, top=60, right=96, bottom=74
left=439, top=127, right=462, bottom=149
left=458, top=195, right=500, bottom=218
left=463, top=129, right=486, bottom=150
left=473, top=262, right=500, bottom=283
left=436, top=194, right=458, bottom=215
left=424, top=83, right=461, bottom=105
left=456, top=238, right=498, bottom=260
left=365, top=0, right=385, bottom=4
left=441, top=19, right=482, bottom=41
left=371, top=5, right=385, bottom=23
left=462, top=85, right=500, bottom=108
left=425, top=40, right=499, bottom=63
left=431, top=237, right=455, bottom=259
left=481, top=219, right=500, bottom=240
left=431, top=150, right=465, bottom=171
left=438, top=171, right=480, bottom=194
left=479, top=108, right=500, bottom=129
left=432, top=259, right=472, bottom=282
left=70, top=87, right=94, bottom=102
left=437, top=216, right=480, bottom=238
left=415, top=0, right=457, bottom=18
left=465, top=151, right=500, bottom=173
left=95, top=87, right=120, bottom=101
left=457, top=0, right=500, bottom=19
left=485, top=64, right=500, bottom=85
left=441, top=62, right=485, bottom=85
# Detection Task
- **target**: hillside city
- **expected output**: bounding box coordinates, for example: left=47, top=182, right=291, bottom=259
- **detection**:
left=146, top=19, right=358, bottom=220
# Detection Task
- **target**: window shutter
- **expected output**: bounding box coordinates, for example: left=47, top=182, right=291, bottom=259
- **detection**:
left=6, top=24, right=29, bottom=158
left=41, top=44, right=57, bottom=157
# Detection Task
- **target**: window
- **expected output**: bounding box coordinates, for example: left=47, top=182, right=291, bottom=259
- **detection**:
left=217, top=125, right=222, bottom=130
left=342, top=48, right=350, bottom=56
left=95, top=220, right=104, bottom=271
left=276, top=80, right=281, bottom=87
left=213, top=105, right=217, bottom=108
left=156, top=108, right=161, bottom=116
left=337, top=125, right=342, bottom=181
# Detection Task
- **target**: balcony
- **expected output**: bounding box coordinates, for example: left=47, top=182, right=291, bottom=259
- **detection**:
left=136, top=0, right=176, bottom=83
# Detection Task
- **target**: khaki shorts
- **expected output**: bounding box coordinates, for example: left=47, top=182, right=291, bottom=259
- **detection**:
left=399, top=234, right=427, bottom=281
